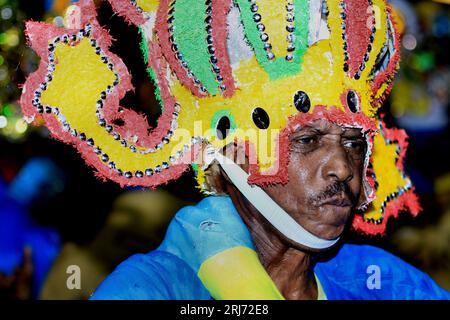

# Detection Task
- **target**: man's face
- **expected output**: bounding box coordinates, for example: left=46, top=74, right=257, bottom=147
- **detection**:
left=263, top=119, right=367, bottom=242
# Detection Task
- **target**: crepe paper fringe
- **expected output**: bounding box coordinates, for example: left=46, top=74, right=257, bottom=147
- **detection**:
left=370, top=3, right=401, bottom=105
left=107, top=0, right=148, bottom=26
left=173, top=0, right=219, bottom=94
left=73, top=0, right=99, bottom=27
left=372, top=81, right=394, bottom=110
left=292, top=0, right=311, bottom=70
left=20, top=0, right=199, bottom=188
left=139, top=27, right=150, bottom=65
left=351, top=119, right=421, bottom=235
left=352, top=188, right=421, bottom=235
left=345, top=0, right=373, bottom=78
left=139, top=27, right=164, bottom=112
left=380, top=117, right=409, bottom=171
left=233, top=0, right=308, bottom=80
left=142, top=26, right=187, bottom=150
left=21, top=22, right=65, bottom=122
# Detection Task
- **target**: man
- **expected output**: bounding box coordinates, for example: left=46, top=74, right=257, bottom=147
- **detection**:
left=20, top=0, right=450, bottom=299
left=89, top=126, right=449, bottom=300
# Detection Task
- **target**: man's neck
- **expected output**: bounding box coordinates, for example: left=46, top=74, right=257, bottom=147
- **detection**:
left=226, top=185, right=318, bottom=300
left=252, top=229, right=318, bottom=300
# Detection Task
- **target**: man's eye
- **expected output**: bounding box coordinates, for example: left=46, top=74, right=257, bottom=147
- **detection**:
left=343, top=140, right=367, bottom=160
left=290, top=135, right=319, bottom=153
left=343, top=140, right=364, bottom=149
left=296, top=136, right=316, bottom=144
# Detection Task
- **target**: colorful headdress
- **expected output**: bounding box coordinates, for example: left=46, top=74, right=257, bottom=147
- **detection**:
left=21, top=0, right=420, bottom=235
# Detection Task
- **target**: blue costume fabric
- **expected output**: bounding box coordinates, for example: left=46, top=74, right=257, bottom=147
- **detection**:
left=0, top=160, right=62, bottom=299
left=0, top=190, right=60, bottom=298
left=91, top=196, right=450, bottom=300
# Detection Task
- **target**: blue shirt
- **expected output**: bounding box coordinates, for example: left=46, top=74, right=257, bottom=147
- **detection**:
left=91, top=196, right=450, bottom=300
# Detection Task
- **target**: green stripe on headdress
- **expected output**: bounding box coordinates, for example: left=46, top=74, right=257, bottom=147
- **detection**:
left=233, top=0, right=310, bottom=80
left=173, top=0, right=219, bottom=94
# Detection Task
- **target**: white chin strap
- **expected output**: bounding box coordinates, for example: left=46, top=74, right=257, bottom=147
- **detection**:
left=213, top=151, right=340, bottom=250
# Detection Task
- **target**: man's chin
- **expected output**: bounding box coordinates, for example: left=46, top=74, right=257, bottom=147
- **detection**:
left=285, top=237, right=338, bottom=253
left=277, top=223, right=346, bottom=253
left=309, top=205, right=353, bottom=238
left=315, top=225, right=346, bottom=242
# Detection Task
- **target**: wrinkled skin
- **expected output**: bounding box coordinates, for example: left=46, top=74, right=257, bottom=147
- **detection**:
left=212, top=119, right=367, bottom=299
left=265, top=119, right=367, bottom=240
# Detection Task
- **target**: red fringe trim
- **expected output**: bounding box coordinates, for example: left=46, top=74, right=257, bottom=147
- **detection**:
left=380, top=116, right=409, bottom=171
left=21, top=22, right=66, bottom=120
left=351, top=119, right=421, bottom=235
left=370, top=3, right=401, bottom=106
left=352, top=189, right=421, bottom=235
left=345, top=0, right=373, bottom=78
left=245, top=131, right=290, bottom=186
left=20, top=0, right=198, bottom=188
left=106, top=0, right=147, bottom=26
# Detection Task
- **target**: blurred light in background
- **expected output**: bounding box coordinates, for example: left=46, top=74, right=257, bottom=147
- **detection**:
left=53, top=15, right=64, bottom=27
left=403, top=34, right=418, bottom=51
left=15, top=119, right=27, bottom=134
left=0, top=115, right=7, bottom=129
left=1, top=6, right=12, bottom=20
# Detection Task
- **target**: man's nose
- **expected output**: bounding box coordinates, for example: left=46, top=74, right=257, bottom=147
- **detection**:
left=321, top=144, right=353, bottom=183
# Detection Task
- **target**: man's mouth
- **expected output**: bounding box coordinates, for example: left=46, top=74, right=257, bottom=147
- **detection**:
left=320, top=196, right=352, bottom=207
left=309, top=181, right=357, bottom=209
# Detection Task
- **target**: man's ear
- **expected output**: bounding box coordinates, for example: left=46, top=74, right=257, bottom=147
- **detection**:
left=221, top=143, right=250, bottom=173
left=218, top=164, right=233, bottom=185
left=212, top=143, right=249, bottom=191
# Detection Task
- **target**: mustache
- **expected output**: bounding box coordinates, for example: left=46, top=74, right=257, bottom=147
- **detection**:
left=309, top=181, right=358, bottom=207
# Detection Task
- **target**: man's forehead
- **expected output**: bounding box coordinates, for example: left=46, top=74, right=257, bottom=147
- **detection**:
left=292, top=119, right=364, bottom=136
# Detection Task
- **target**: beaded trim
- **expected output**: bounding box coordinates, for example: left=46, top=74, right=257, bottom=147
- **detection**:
left=370, top=179, right=412, bottom=224
left=356, top=0, right=376, bottom=79
left=32, top=24, right=196, bottom=179
left=365, top=131, right=413, bottom=225
left=370, top=13, right=396, bottom=80
left=130, top=0, right=151, bottom=20
left=340, top=0, right=376, bottom=79
left=247, top=0, right=275, bottom=61
left=167, top=0, right=209, bottom=94
left=339, top=1, right=349, bottom=72
left=205, top=0, right=226, bottom=92
left=246, top=0, right=301, bottom=62
left=285, top=1, right=296, bottom=62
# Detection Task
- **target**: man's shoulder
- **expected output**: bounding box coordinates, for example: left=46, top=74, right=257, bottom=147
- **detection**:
left=91, top=196, right=251, bottom=300
left=315, top=243, right=450, bottom=299
left=90, top=250, right=210, bottom=300
left=158, top=196, right=254, bottom=271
